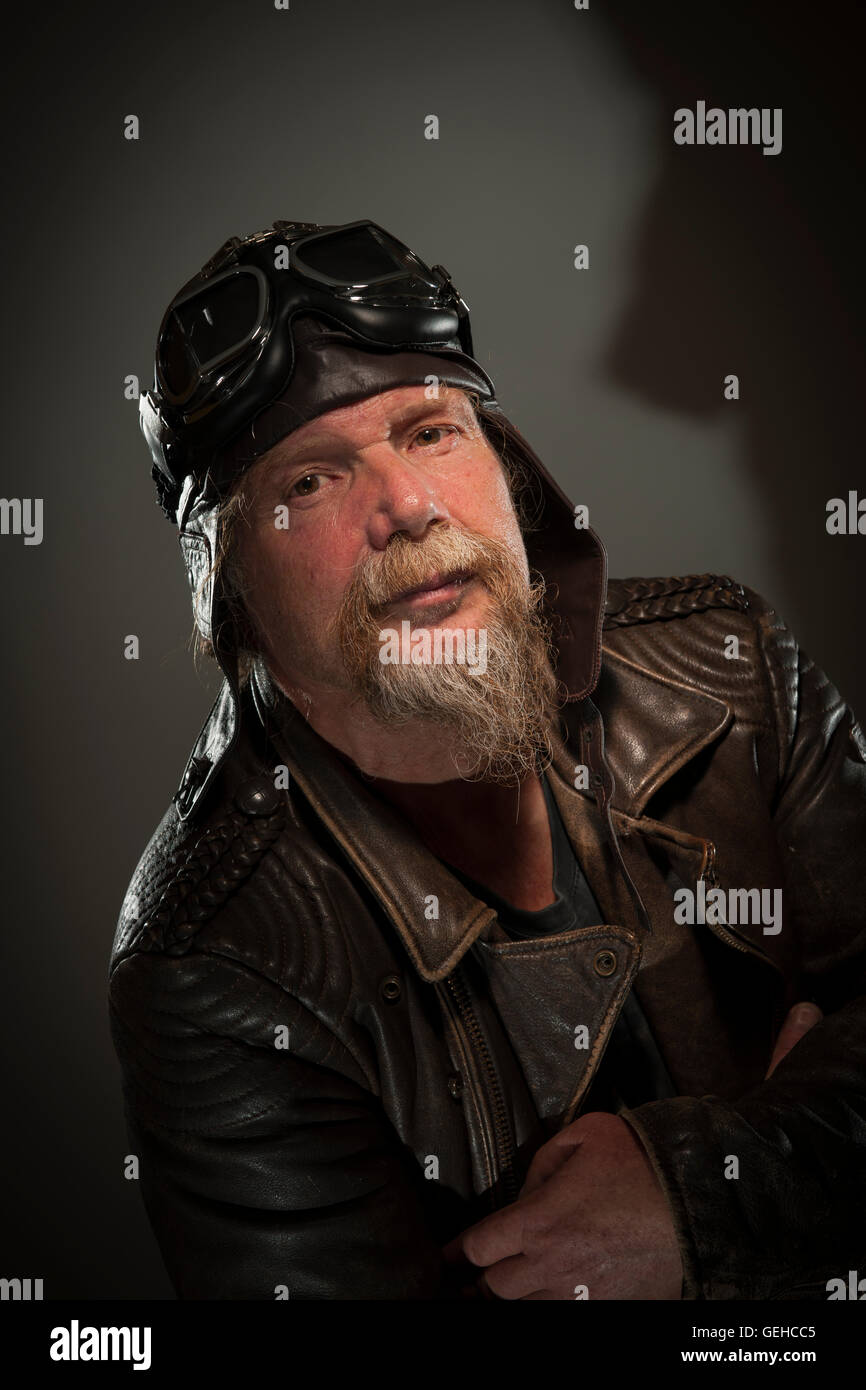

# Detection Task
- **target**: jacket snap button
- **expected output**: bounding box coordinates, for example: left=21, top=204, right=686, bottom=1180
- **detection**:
left=235, top=776, right=281, bottom=817
left=380, top=974, right=402, bottom=1004
left=447, top=1072, right=464, bottom=1099
left=594, top=949, right=617, bottom=977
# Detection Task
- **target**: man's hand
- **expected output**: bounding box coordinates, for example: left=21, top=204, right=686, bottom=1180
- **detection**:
left=443, top=1000, right=823, bottom=1299
left=444, top=1109, right=682, bottom=1298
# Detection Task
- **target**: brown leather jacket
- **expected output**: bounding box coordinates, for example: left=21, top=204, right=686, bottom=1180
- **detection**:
left=109, top=565, right=866, bottom=1300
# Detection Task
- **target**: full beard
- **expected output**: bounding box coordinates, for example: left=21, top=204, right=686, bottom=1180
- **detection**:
left=333, top=523, right=563, bottom=784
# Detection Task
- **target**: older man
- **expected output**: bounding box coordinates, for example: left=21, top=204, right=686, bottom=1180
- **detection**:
left=109, top=219, right=864, bottom=1301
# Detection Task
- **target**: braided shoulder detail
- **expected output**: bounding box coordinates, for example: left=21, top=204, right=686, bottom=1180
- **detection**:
left=135, top=779, right=287, bottom=956
left=603, top=574, right=750, bottom=629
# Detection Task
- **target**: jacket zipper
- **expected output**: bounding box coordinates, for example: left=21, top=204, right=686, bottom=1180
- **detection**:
left=444, top=966, right=520, bottom=1205
left=699, top=840, right=776, bottom=965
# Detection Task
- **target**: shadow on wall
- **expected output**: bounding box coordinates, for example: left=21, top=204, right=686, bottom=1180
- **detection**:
left=598, top=0, right=866, bottom=715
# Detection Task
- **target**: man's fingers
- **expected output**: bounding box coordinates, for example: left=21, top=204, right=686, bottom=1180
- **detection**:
left=765, top=1001, right=823, bottom=1079
left=442, top=1199, right=528, bottom=1268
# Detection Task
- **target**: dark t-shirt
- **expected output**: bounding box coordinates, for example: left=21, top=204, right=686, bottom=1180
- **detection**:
left=446, top=774, right=677, bottom=1114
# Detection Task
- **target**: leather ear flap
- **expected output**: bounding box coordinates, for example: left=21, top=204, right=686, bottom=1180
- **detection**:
left=177, top=473, right=224, bottom=646
left=174, top=484, right=243, bottom=822
left=179, top=529, right=214, bottom=643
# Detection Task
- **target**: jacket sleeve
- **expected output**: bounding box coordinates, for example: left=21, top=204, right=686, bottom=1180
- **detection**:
left=619, top=590, right=866, bottom=1300
left=108, top=946, right=453, bottom=1300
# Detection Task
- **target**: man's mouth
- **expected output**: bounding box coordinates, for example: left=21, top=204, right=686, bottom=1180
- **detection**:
left=386, top=568, right=476, bottom=608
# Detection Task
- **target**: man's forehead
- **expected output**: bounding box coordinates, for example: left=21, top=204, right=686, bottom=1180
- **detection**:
left=271, top=384, right=473, bottom=462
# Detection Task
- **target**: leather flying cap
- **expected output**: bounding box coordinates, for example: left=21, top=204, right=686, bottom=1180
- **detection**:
left=208, top=312, right=498, bottom=492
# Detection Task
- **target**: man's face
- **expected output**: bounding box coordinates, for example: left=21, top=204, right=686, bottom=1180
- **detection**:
left=233, top=384, right=558, bottom=780
left=235, top=385, right=525, bottom=679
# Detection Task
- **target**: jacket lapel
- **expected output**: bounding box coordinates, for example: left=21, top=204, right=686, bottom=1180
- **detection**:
left=553, top=657, right=786, bottom=1097
left=251, top=659, right=499, bottom=983
left=589, top=643, right=732, bottom=817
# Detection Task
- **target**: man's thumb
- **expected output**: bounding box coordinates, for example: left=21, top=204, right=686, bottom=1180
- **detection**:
left=765, top=1001, right=823, bottom=1079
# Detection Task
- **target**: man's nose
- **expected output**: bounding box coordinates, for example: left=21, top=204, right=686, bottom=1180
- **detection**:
left=362, top=449, right=451, bottom=549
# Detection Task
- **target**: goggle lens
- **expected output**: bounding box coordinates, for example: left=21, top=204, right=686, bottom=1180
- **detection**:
left=160, top=271, right=263, bottom=396
left=293, top=223, right=406, bottom=284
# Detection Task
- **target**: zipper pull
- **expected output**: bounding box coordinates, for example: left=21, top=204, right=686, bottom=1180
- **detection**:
left=700, top=839, right=719, bottom=889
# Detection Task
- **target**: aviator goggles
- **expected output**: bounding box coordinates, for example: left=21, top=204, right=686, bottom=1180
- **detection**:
left=140, top=219, right=477, bottom=497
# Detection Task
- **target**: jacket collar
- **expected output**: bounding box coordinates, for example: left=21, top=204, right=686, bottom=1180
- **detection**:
left=249, top=641, right=733, bottom=982
left=584, top=643, right=731, bottom=817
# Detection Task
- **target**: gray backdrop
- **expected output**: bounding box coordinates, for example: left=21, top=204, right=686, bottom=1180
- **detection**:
left=2, top=0, right=863, bottom=1297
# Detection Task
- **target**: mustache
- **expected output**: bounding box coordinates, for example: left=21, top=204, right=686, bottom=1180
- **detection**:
left=337, top=523, right=523, bottom=625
